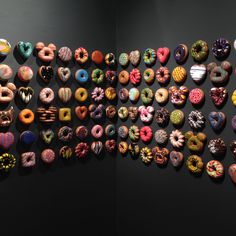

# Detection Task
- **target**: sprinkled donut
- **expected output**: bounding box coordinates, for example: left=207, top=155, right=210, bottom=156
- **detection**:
left=156, top=108, right=170, bottom=126
left=208, top=138, right=226, bottom=156
left=118, top=125, right=129, bottom=139
left=169, top=129, right=185, bottom=148
left=189, top=88, right=205, bottom=105
left=105, top=140, right=116, bottom=153
left=141, top=88, right=154, bottom=105
left=119, top=52, right=129, bottom=67
left=169, top=86, right=189, bottom=106
left=138, top=106, right=154, bottom=123
left=143, top=48, right=156, bottom=66
left=38, top=66, right=53, bottom=83
left=191, top=40, right=209, bottom=62
left=143, top=68, right=155, bottom=84
left=186, top=155, right=204, bottom=174
left=172, top=66, right=187, bottom=84
left=154, top=129, right=168, bottom=145
left=74, top=47, right=88, bottom=64
left=188, top=110, right=205, bottom=130
left=190, top=64, right=206, bottom=83
left=170, top=109, right=185, bottom=126
left=39, top=88, right=54, bottom=104
left=174, top=44, right=188, bottom=64
left=129, top=125, right=140, bottom=142
left=210, top=87, right=227, bottom=106
left=212, top=38, right=231, bottom=59
left=206, top=160, right=224, bottom=178
left=58, top=46, right=72, bottom=62
left=41, top=149, right=56, bottom=164
left=129, top=50, right=140, bottom=66
left=58, top=126, right=73, bottom=142
left=89, top=104, right=104, bottom=120
left=21, top=152, right=36, bottom=168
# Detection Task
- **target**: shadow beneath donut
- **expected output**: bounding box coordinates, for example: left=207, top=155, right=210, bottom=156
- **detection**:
left=191, top=99, right=205, bottom=109
left=0, top=55, right=6, bottom=63
left=208, top=173, right=225, bottom=184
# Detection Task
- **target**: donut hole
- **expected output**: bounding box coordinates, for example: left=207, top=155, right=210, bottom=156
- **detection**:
left=2, top=92, right=9, bottom=97
left=195, top=45, right=202, bottom=53
left=174, top=136, right=179, bottom=142
left=24, top=114, right=30, bottom=119
left=79, top=52, right=84, bottom=58
left=160, top=71, right=164, bottom=77
left=192, top=160, right=197, bottom=167
left=26, top=156, right=32, bottom=162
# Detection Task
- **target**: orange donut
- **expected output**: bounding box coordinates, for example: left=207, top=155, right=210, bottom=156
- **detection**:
left=119, top=70, right=129, bottom=85
left=19, top=109, right=34, bottom=125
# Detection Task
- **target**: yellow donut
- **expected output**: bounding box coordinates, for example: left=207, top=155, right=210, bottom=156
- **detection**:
left=75, top=88, right=88, bottom=102
left=172, top=66, right=187, bottom=83
left=59, top=108, right=71, bottom=122
left=105, top=87, right=116, bottom=100
left=231, top=90, right=236, bottom=106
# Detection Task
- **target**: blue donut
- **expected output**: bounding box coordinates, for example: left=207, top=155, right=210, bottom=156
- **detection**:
left=75, top=69, right=88, bottom=83
left=174, top=44, right=188, bottom=64
left=208, top=111, right=226, bottom=130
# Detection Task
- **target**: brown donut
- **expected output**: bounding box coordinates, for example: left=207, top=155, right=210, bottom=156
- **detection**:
left=75, top=106, right=88, bottom=120
left=119, top=70, right=129, bottom=85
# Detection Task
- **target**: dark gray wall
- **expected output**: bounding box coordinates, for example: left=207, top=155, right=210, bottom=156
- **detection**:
left=116, top=0, right=236, bottom=235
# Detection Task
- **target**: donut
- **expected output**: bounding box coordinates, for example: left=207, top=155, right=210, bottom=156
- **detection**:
left=20, top=131, right=36, bottom=146
left=208, top=138, right=226, bottom=156
left=138, top=106, right=154, bottom=123
left=140, top=126, right=153, bottom=143
left=188, top=110, right=205, bottom=129
left=17, top=66, right=33, bottom=82
left=89, top=104, right=104, bottom=120
left=75, top=69, right=89, bottom=84
left=156, top=67, right=170, bottom=84
left=186, top=155, right=204, bottom=174
left=75, top=88, right=88, bottom=102
left=212, top=38, right=231, bottom=59
left=119, top=70, right=129, bottom=85
left=59, top=108, right=71, bottom=122
left=40, top=129, right=54, bottom=144
left=119, top=53, right=129, bottom=67
left=232, top=115, right=236, bottom=131
left=208, top=111, right=226, bottom=130
left=105, top=87, right=116, bottom=101
left=129, top=88, right=140, bottom=103
left=210, top=87, right=227, bottom=106
left=231, top=90, right=236, bottom=106
left=0, top=83, right=15, bottom=103
left=140, top=88, right=153, bottom=105
left=18, top=109, right=34, bottom=125
left=152, top=147, right=169, bottom=166
left=0, top=107, right=14, bottom=127
left=58, top=87, right=72, bottom=103
left=17, top=41, right=33, bottom=59
left=169, top=86, right=189, bottom=106
left=189, top=88, right=205, bottom=105
left=156, top=47, right=170, bottom=64
left=174, top=44, right=188, bottom=64
left=91, top=50, right=104, bottom=64
left=18, top=86, right=32, bottom=102
left=91, top=141, right=103, bottom=156
left=74, top=47, right=88, bottom=64
left=75, top=142, right=89, bottom=158
left=170, top=109, right=184, bottom=126
left=58, top=126, right=73, bottom=142
left=190, top=64, right=207, bottom=83
left=0, top=132, right=14, bottom=150
left=38, top=66, right=53, bottom=83
left=169, top=151, right=184, bottom=167
left=21, top=152, right=36, bottom=168
left=0, top=153, right=16, bottom=171
left=129, top=125, right=140, bottom=142
left=128, top=106, right=139, bottom=121
left=92, top=69, right=104, bottom=84
left=105, top=140, right=116, bottom=153
left=105, top=124, right=116, bottom=138
left=206, top=160, right=224, bottom=178
left=169, top=129, right=185, bottom=148
left=91, top=87, right=104, bottom=102
left=57, top=67, right=71, bottom=83
left=191, top=40, right=209, bottom=62
left=119, top=88, right=129, bottom=102
left=155, top=88, right=169, bottom=104
left=105, top=53, right=116, bottom=66
left=143, top=68, right=155, bottom=84
left=155, top=129, right=168, bottom=145
left=37, top=106, right=57, bottom=123
left=143, top=48, right=156, bottom=66
left=185, top=131, right=206, bottom=153
left=228, top=164, right=236, bottom=184
left=130, top=68, right=141, bottom=85
left=118, top=125, right=129, bottom=139
left=75, top=126, right=88, bottom=140
left=155, top=108, right=170, bottom=126
left=208, top=61, right=230, bottom=84
left=105, top=70, right=117, bottom=85
left=230, top=140, right=236, bottom=158
left=59, top=146, right=73, bottom=159
left=129, top=50, right=141, bottom=66
left=91, top=125, right=103, bottom=139
left=118, top=141, right=128, bottom=155
left=118, top=107, right=128, bottom=120
left=128, top=143, right=140, bottom=158
left=172, top=66, right=187, bottom=84
left=35, top=42, right=56, bottom=62
left=0, top=39, right=11, bottom=56
left=75, top=106, right=88, bottom=120
left=58, top=46, right=72, bottom=62
left=106, top=105, right=117, bottom=119
left=0, top=64, right=13, bottom=82
left=140, top=147, right=153, bottom=164
left=41, top=149, right=56, bottom=164
left=39, top=88, right=54, bottom=104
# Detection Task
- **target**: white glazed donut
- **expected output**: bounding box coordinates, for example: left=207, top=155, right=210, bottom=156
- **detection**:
left=190, top=64, right=207, bottom=83
left=169, top=130, right=185, bottom=148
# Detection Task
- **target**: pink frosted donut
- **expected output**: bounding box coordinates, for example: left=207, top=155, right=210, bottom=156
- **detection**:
left=41, top=149, right=55, bottom=164
left=91, top=125, right=103, bottom=139
left=91, top=87, right=104, bottom=102
left=189, top=88, right=205, bottom=105
left=39, top=88, right=54, bottom=104
left=21, top=152, right=36, bottom=168
left=0, top=64, right=13, bottom=82
left=18, top=66, right=33, bottom=82
left=130, top=68, right=141, bottom=85
left=140, top=126, right=153, bottom=143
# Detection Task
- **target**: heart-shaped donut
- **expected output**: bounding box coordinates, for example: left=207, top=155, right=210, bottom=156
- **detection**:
left=58, top=87, right=72, bottom=103
left=156, top=47, right=170, bottom=64
left=210, top=87, right=227, bottom=106
left=208, top=111, right=226, bottom=130
left=17, top=41, right=33, bottom=59
left=38, top=66, right=53, bottom=83
left=40, top=129, right=54, bottom=144
left=18, top=86, right=34, bottom=103
left=0, top=132, right=14, bottom=150
left=57, top=67, right=71, bottom=83
left=75, top=106, right=88, bottom=120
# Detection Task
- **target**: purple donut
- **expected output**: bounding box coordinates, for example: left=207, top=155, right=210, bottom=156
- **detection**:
left=170, top=151, right=184, bottom=167
left=89, top=104, right=104, bottom=120
left=212, top=38, right=231, bottom=59
left=91, top=87, right=104, bottom=102
left=232, top=115, right=236, bottom=131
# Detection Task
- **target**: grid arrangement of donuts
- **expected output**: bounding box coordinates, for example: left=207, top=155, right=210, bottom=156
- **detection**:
left=117, top=39, right=236, bottom=184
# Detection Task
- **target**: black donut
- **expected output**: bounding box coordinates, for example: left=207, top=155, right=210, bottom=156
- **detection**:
left=212, top=38, right=231, bottom=59
left=89, top=104, right=104, bottom=120
left=155, top=108, right=170, bottom=126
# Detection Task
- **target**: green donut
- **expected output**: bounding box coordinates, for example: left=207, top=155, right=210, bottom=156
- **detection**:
left=143, top=68, right=155, bottom=84
left=119, top=53, right=129, bottom=67
left=191, top=40, right=209, bottom=62
left=143, top=48, right=157, bottom=66
left=141, top=88, right=154, bottom=105
left=170, top=109, right=184, bottom=126
left=129, top=125, right=140, bottom=142
left=92, top=69, right=105, bottom=84
left=17, top=41, right=33, bottom=59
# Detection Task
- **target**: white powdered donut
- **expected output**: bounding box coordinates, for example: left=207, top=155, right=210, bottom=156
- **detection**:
left=190, top=64, right=206, bottom=83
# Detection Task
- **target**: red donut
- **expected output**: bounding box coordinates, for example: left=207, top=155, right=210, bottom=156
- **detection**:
left=189, top=88, right=205, bottom=105
left=140, top=126, right=153, bottom=143
left=41, top=149, right=55, bottom=164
